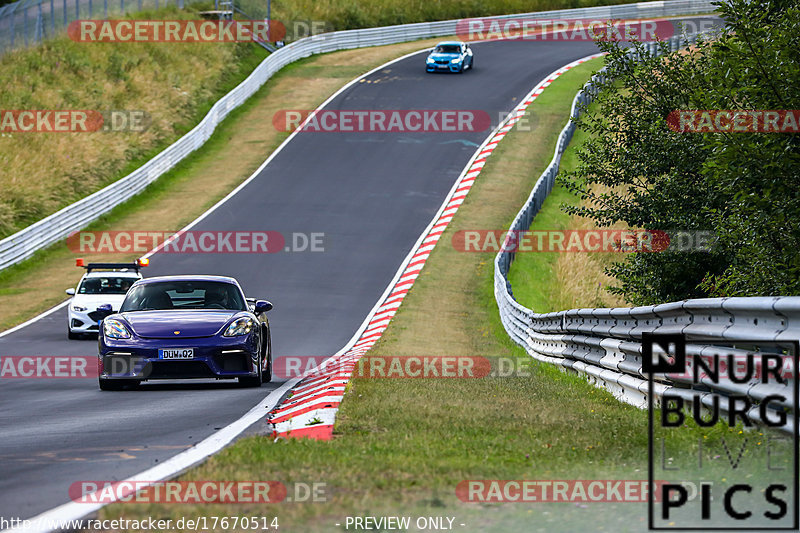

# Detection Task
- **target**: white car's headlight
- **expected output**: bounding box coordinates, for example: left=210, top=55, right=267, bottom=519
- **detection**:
left=72, top=305, right=87, bottom=312
left=451, top=58, right=461, bottom=63
left=103, top=319, right=131, bottom=339
left=224, top=317, right=255, bottom=337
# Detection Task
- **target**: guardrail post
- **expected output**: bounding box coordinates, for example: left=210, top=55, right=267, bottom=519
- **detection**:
left=104, top=0, right=108, bottom=18
left=35, top=9, right=43, bottom=42
left=23, top=6, right=28, bottom=47
left=51, top=0, right=55, bottom=34
left=89, top=0, right=93, bottom=18
left=10, top=11, right=15, bottom=47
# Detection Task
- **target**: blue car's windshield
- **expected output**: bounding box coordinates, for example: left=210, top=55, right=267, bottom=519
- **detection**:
left=120, top=280, right=247, bottom=312
left=434, top=45, right=461, bottom=53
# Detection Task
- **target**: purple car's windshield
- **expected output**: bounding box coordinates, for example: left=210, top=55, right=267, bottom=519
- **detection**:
left=120, top=280, right=247, bottom=312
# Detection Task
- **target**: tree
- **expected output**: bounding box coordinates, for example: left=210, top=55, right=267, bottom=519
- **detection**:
left=562, top=0, right=800, bottom=304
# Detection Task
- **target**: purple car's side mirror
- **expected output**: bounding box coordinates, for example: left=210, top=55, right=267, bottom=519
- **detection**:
left=95, top=304, right=115, bottom=322
left=254, top=300, right=273, bottom=314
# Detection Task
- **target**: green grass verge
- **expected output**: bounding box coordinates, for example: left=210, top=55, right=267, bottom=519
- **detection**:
left=505, top=107, right=627, bottom=312
left=504, top=181, right=578, bottom=313
left=90, top=57, right=769, bottom=533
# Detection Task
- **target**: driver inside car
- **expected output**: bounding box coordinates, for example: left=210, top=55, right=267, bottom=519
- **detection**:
left=204, top=286, right=230, bottom=309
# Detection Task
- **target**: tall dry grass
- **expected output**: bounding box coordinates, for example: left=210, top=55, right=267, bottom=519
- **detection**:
left=264, top=0, right=638, bottom=31
left=0, top=7, right=258, bottom=238
left=552, top=180, right=628, bottom=309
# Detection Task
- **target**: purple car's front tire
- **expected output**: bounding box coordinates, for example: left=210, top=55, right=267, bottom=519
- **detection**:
left=238, top=333, right=264, bottom=387
left=261, top=332, right=272, bottom=384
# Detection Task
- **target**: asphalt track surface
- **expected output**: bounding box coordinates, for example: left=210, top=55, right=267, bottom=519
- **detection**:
left=0, top=24, right=712, bottom=521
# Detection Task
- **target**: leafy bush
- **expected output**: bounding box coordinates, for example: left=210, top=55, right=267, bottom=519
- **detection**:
left=563, top=0, right=800, bottom=303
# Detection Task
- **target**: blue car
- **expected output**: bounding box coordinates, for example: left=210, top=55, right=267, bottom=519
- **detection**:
left=425, top=41, right=474, bottom=73
left=97, top=275, right=273, bottom=390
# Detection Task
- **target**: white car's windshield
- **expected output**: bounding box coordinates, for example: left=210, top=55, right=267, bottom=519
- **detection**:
left=120, top=280, right=247, bottom=312
left=78, top=277, right=135, bottom=295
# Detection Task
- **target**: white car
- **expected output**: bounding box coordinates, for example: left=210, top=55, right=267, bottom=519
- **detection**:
left=66, top=261, right=145, bottom=339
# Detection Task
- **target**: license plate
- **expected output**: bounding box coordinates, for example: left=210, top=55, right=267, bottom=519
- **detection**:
left=159, top=348, right=194, bottom=360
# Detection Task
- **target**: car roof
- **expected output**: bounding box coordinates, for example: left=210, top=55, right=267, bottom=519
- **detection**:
left=132, top=275, right=239, bottom=285
left=436, top=41, right=464, bottom=46
left=83, top=271, right=142, bottom=279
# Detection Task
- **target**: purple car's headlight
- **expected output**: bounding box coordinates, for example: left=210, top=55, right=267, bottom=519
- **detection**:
left=103, top=319, right=131, bottom=339
left=223, top=317, right=255, bottom=337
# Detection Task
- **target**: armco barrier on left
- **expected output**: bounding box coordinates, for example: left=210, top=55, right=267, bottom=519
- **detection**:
left=0, top=0, right=716, bottom=273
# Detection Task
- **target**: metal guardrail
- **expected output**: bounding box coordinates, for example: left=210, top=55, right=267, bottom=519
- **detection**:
left=0, top=0, right=716, bottom=271
left=493, top=32, right=797, bottom=433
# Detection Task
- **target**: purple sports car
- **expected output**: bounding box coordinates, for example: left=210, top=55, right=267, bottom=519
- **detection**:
left=97, top=275, right=273, bottom=390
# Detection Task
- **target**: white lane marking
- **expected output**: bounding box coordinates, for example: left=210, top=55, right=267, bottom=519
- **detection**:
left=0, top=300, right=69, bottom=339
left=0, top=45, right=437, bottom=533
left=0, top=50, right=433, bottom=338
left=0, top=14, right=715, bottom=337
left=141, top=47, right=431, bottom=259
left=0, top=15, right=714, bottom=529
left=3, top=378, right=299, bottom=533
left=269, top=51, right=606, bottom=436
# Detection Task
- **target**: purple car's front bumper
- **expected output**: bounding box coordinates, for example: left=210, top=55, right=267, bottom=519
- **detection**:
left=99, top=334, right=259, bottom=381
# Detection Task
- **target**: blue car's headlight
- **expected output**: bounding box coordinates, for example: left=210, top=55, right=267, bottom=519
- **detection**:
left=103, top=319, right=131, bottom=339
left=426, top=57, right=434, bottom=63
left=450, top=58, right=460, bottom=64
left=224, top=317, right=255, bottom=337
